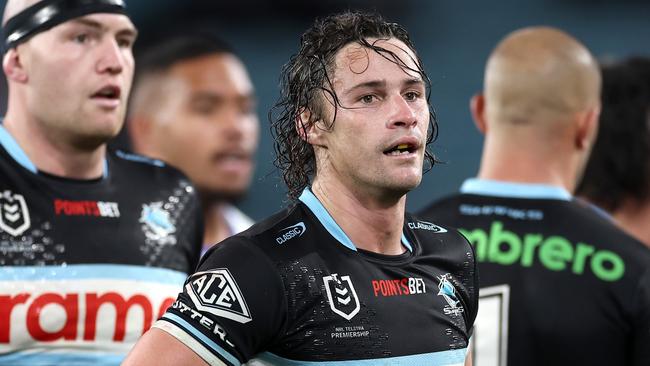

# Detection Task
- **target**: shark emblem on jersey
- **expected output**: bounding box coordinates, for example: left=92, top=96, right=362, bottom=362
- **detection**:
left=186, top=269, right=252, bottom=324
left=437, top=273, right=464, bottom=316
left=323, top=273, right=360, bottom=320
left=0, top=190, right=31, bottom=237
left=139, top=201, right=176, bottom=245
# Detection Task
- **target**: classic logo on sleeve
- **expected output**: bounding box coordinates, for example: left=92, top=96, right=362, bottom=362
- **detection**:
left=323, top=274, right=360, bottom=321
left=186, top=269, right=252, bottom=324
left=0, top=190, right=31, bottom=237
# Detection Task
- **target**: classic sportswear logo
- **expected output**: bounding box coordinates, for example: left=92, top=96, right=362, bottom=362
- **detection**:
left=323, top=274, right=360, bottom=321
left=408, top=220, right=447, bottom=233
left=276, top=222, right=306, bottom=244
left=460, top=221, right=626, bottom=282
left=186, top=269, right=252, bottom=324
left=0, top=190, right=30, bottom=237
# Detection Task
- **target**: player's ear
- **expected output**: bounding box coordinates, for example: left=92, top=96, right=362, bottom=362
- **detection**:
left=3, top=48, right=28, bottom=83
left=296, top=107, right=327, bottom=147
left=575, top=103, right=601, bottom=150
left=470, top=93, right=487, bottom=134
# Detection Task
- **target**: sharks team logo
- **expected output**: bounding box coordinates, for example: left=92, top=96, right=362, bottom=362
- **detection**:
left=139, top=201, right=176, bottom=245
left=437, top=273, right=464, bottom=316
left=323, top=273, right=360, bottom=321
left=0, top=190, right=30, bottom=237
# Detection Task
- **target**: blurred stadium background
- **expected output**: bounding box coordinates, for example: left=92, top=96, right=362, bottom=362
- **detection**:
left=1, top=0, right=648, bottom=219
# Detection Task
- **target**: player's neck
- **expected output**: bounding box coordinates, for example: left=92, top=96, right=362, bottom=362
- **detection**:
left=613, top=199, right=650, bottom=248
left=477, top=134, right=577, bottom=192
left=311, top=178, right=407, bottom=255
left=2, top=111, right=106, bottom=179
left=202, top=202, right=232, bottom=247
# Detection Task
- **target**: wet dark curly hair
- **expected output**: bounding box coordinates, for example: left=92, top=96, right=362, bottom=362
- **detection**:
left=270, top=10, right=438, bottom=202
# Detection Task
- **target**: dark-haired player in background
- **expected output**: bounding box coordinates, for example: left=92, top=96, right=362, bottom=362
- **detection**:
left=0, top=1, right=202, bottom=364
left=419, top=27, right=650, bottom=365
left=128, top=31, right=258, bottom=254
left=577, top=57, right=650, bottom=247
left=124, top=10, right=477, bottom=366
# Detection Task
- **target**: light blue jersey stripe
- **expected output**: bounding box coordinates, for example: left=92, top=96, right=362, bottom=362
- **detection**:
left=162, top=313, right=240, bottom=366
left=0, top=264, right=187, bottom=284
left=0, top=122, right=109, bottom=178
left=254, top=348, right=467, bottom=365
left=460, top=178, right=571, bottom=201
left=0, top=123, right=37, bottom=173
left=298, top=188, right=412, bottom=252
left=0, top=352, right=124, bottom=366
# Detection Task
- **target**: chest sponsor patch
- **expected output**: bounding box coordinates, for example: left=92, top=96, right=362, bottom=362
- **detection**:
left=0, top=265, right=184, bottom=354
left=185, top=269, right=252, bottom=324
left=54, top=199, right=120, bottom=218
left=371, top=277, right=426, bottom=297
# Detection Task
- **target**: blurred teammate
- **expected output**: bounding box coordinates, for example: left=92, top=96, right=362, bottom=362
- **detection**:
left=577, top=57, right=650, bottom=247
left=0, top=1, right=202, bottom=364
left=419, top=27, right=650, bottom=365
left=124, top=11, right=477, bottom=366
left=128, top=32, right=258, bottom=253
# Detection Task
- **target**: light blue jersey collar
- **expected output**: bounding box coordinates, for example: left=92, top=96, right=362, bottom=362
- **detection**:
left=460, top=178, right=571, bottom=201
left=0, top=122, right=108, bottom=178
left=298, top=188, right=413, bottom=252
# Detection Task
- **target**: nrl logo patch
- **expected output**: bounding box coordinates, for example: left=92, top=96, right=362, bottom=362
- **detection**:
left=186, top=269, right=252, bottom=324
left=437, top=273, right=464, bottom=316
left=0, top=190, right=31, bottom=237
left=139, top=201, right=176, bottom=245
left=323, top=273, right=360, bottom=321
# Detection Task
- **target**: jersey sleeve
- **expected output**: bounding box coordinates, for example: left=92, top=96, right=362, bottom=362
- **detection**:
left=451, top=228, right=480, bottom=337
left=632, top=266, right=650, bottom=365
left=153, top=237, right=287, bottom=366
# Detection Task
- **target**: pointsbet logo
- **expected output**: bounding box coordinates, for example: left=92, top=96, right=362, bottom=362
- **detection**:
left=460, top=221, right=625, bottom=282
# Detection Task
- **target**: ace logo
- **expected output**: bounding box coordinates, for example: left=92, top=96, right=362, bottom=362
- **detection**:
left=0, top=190, right=30, bottom=237
left=186, top=269, right=252, bottom=324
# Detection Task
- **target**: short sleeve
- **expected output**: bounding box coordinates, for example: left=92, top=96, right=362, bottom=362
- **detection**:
left=153, top=238, right=287, bottom=366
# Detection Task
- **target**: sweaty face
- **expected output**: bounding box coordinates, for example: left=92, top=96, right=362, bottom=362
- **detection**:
left=147, top=53, right=259, bottom=200
left=313, top=38, right=429, bottom=198
left=20, top=13, right=137, bottom=148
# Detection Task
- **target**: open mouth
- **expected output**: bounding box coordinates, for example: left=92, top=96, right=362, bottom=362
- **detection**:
left=384, top=143, right=416, bottom=156
left=92, top=85, right=121, bottom=100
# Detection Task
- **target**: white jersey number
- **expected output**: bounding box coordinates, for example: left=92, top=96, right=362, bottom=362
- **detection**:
left=470, top=284, right=510, bottom=366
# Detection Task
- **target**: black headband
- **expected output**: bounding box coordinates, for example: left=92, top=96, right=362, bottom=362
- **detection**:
left=3, top=0, right=127, bottom=51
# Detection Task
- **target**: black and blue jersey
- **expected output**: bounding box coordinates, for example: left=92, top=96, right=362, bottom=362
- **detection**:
left=0, top=124, right=203, bottom=365
left=419, top=179, right=650, bottom=366
left=155, top=188, right=478, bottom=365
